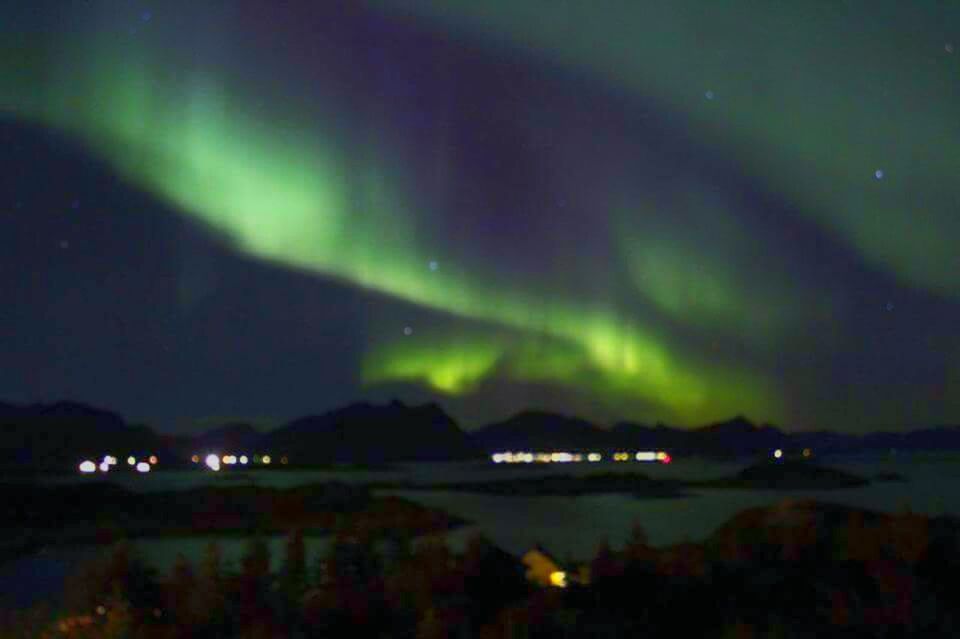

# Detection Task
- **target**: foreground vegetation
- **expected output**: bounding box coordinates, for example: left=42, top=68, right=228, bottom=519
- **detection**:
left=3, top=499, right=960, bottom=638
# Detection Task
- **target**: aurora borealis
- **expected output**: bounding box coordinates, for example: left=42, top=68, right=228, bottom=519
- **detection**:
left=1, top=1, right=958, bottom=432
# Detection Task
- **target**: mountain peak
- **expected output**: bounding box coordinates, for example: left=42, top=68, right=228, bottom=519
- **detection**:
left=263, top=400, right=478, bottom=463
left=473, top=410, right=607, bottom=451
left=700, top=415, right=758, bottom=434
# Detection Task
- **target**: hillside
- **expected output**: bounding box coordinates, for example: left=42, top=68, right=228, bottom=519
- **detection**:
left=262, top=400, right=482, bottom=463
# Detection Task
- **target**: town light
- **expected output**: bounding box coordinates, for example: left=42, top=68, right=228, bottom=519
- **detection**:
left=549, top=571, right=567, bottom=588
left=774, top=449, right=783, bottom=459
left=79, top=460, right=96, bottom=473
left=136, top=462, right=151, bottom=473
left=205, top=454, right=221, bottom=471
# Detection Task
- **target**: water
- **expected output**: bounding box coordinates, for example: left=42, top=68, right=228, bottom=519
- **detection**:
left=4, top=455, right=959, bottom=607
left=27, top=457, right=749, bottom=492
left=33, top=467, right=406, bottom=492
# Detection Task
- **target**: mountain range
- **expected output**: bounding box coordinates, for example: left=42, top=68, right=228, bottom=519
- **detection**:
left=0, top=400, right=175, bottom=470
left=3, top=399, right=960, bottom=471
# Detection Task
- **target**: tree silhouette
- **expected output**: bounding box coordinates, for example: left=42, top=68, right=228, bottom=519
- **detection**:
left=195, top=541, right=228, bottom=632
left=165, top=553, right=200, bottom=631
left=623, top=520, right=655, bottom=564
left=282, top=529, right=306, bottom=594
left=237, top=536, right=273, bottom=628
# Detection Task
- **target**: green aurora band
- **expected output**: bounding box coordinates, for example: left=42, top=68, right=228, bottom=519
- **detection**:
left=614, top=188, right=828, bottom=347
left=10, top=3, right=912, bottom=425
left=374, top=0, right=960, bottom=298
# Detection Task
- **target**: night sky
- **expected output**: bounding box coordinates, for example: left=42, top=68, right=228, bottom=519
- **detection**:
left=1, top=1, right=958, bottom=433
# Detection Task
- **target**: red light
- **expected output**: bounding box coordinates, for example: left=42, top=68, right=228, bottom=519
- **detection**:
left=661, top=454, right=672, bottom=464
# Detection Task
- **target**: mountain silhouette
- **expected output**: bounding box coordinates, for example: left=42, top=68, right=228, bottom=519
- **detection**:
left=471, top=410, right=613, bottom=452
left=192, top=423, right=263, bottom=454
left=4, top=397, right=960, bottom=471
left=261, top=399, right=481, bottom=463
left=0, top=400, right=173, bottom=470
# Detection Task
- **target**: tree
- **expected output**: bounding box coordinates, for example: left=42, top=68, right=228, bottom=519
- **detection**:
left=241, top=537, right=271, bottom=582
left=462, top=533, right=491, bottom=574
left=62, top=542, right=160, bottom=617
left=238, top=536, right=273, bottom=626
left=283, top=529, right=306, bottom=593
left=888, top=511, right=929, bottom=564
left=590, top=540, right=622, bottom=581
left=623, top=520, right=656, bottom=564
left=628, top=520, right=649, bottom=548
left=195, top=541, right=228, bottom=631
left=416, top=607, right=448, bottom=639
left=99, top=593, right=134, bottom=639
left=200, top=541, right=223, bottom=586
left=382, top=527, right=414, bottom=572
left=280, top=528, right=308, bottom=628
left=165, top=553, right=200, bottom=629
left=414, top=535, right=453, bottom=577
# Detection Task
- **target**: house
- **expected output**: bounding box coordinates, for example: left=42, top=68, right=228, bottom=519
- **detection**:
left=521, top=545, right=569, bottom=588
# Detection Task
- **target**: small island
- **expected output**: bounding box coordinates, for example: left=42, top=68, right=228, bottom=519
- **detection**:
left=688, top=460, right=871, bottom=491
left=382, top=459, right=874, bottom=499
left=874, top=471, right=907, bottom=483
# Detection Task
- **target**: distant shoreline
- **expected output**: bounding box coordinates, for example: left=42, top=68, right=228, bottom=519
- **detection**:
left=382, top=460, right=875, bottom=496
